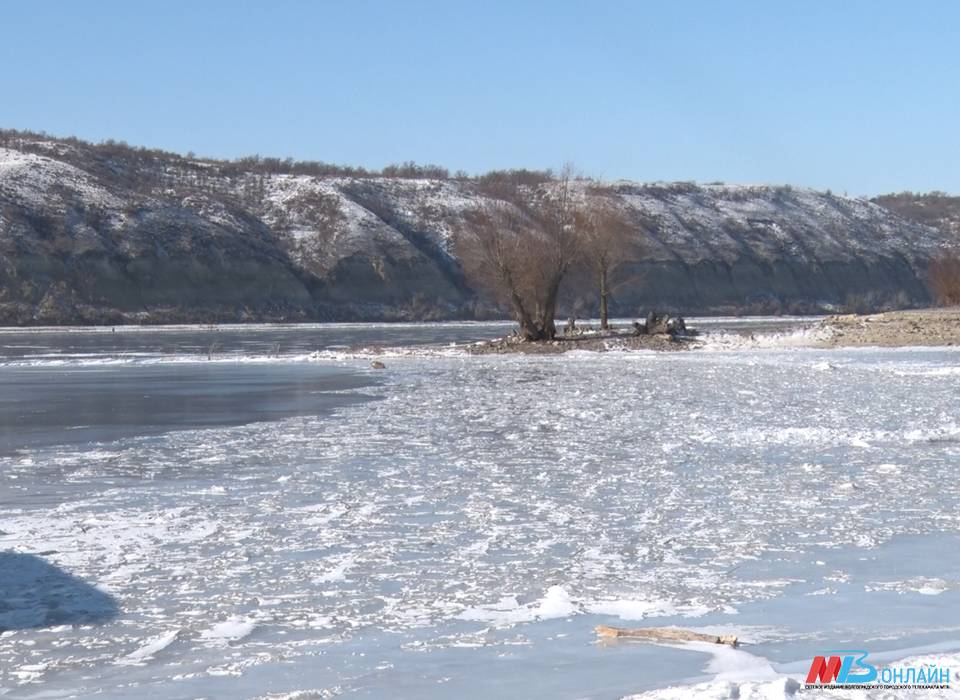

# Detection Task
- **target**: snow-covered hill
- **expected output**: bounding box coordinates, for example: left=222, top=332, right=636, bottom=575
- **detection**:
left=0, top=131, right=952, bottom=324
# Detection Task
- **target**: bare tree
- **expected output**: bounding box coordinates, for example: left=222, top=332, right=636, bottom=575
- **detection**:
left=577, top=197, right=639, bottom=330
left=530, top=166, right=583, bottom=339
left=457, top=168, right=584, bottom=341
left=929, top=251, right=960, bottom=306
left=457, top=204, right=541, bottom=338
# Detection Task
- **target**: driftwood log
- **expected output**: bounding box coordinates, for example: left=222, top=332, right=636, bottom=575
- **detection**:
left=595, top=624, right=738, bottom=646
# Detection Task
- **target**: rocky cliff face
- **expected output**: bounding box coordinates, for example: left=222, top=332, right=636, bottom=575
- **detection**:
left=0, top=133, right=951, bottom=324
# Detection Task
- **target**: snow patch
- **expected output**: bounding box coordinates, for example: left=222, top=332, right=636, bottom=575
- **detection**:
left=199, top=616, right=257, bottom=644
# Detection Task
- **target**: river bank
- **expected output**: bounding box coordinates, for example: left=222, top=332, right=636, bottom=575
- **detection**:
left=463, top=308, right=960, bottom=355
left=817, top=308, right=960, bottom=348
left=465, top=330, right=696, bottom=354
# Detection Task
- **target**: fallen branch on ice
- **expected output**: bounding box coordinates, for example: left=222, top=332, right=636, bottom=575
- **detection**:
left=594, top=624, right=738, bottom=646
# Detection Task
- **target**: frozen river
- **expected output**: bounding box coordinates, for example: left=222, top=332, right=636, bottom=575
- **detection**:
left=1, top=319, right=959, bottom=698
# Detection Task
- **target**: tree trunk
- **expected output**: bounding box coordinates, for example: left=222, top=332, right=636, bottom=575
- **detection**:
left=537, top=277, right=562, bottom=340
left=503, top=270, right=540, bottom=341
left=599, top=265, right=609, bottom=330
left=511, top=294, right=540, bottom=341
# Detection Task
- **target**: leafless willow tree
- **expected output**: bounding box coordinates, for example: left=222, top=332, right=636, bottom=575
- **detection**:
left=577, top=198, right=640, bottom=329
left=457, top=169, right=583, bottom=341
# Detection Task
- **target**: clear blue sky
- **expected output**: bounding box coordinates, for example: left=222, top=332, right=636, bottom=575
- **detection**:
left=3, top=1, right=958, bottom=195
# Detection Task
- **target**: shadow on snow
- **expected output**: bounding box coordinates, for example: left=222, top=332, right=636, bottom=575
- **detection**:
left=0, top=552, right=119, bottom=631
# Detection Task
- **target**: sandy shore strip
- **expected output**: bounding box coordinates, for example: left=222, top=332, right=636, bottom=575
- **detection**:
left=816, top=308, right=960, bottom=348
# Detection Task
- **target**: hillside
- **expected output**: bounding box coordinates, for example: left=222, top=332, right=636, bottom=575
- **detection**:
left=0, top=130, right=953, bottom=325
left=872, top=191, right=960, bottom=239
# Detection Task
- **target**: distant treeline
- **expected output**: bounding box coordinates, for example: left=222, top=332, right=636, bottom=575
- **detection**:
left=0, top=127, right=554, bottom=185
left=872, top=191, right=960, bottom=233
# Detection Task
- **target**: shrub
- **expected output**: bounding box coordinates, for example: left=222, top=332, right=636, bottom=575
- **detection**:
left=929, top=253, right=960, bottom=306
